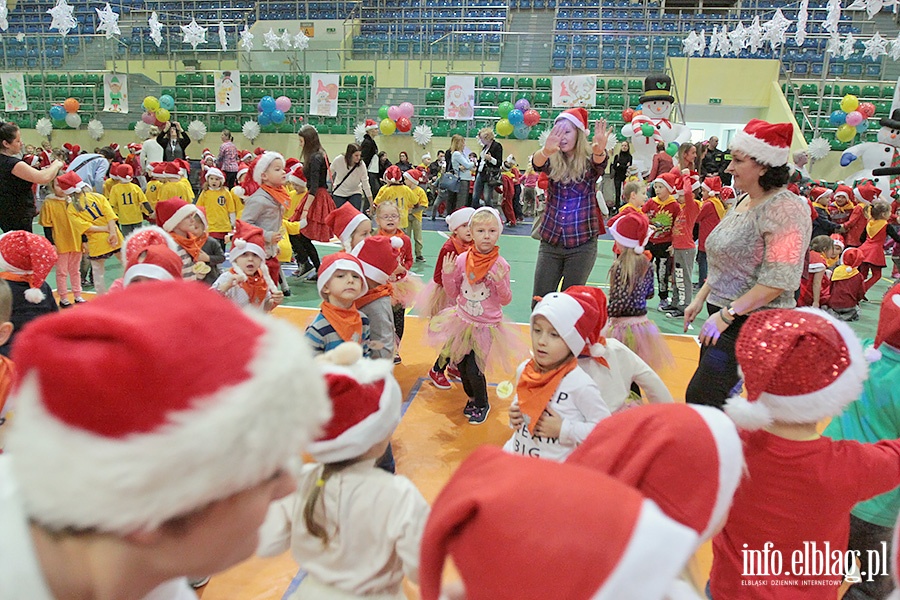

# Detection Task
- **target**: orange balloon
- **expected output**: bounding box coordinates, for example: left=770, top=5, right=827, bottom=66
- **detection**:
left=63, top=98, right=80, bottom=114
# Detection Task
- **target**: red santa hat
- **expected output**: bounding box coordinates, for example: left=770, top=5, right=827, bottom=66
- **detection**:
left=720, top=186, right=735, bottom=202
left=469, top=206, right=504, bottom=234
left=254, top=147, right=265, bottom=156
left=173, top=158, right=190, bottom=176
left=609, top=211, right=651, bottom=255
left=567, top=403, right=744, bottom=543
left=202, top=147, right=213, bottom=158
left=833, top=184, right=854, bottom=201
left=554, top=107, right=589, bottom=133
left=725, top=308, right=869, bottom=431
left=365, top=118, right=379, bottom=131
left=162, top=162, right=182, bottom=180
left=123, top=245, right=183, bottom=287
left=0, top=231, right=58, bottom=304
left=652, top=172, right=680, bottom=194
left=227, top=220, right=279, bottom=293
left=108, top=163, right=123, bottom=183
left=56, top=171, right=87, bottom=195
left=287, top=163, right=307, bottom=188
left=841, top=247, right=863, bottom=270
left=419, top=446, right=697, bottom=600
left=874, top=282, right=900, bottom=351
left=351, top=235, right=402, bottom=285
left=204, top=167, right=225, bottom=182
left=4, top=281, right=331, bottom=534
left=236, top=161, right=250, bottom=180
left=122, top=225, right=179, bottom=269
left=831, top=234, right=845, bottom=250
left=383, top=165, right=403, bottom=184
left=325, top=202, right=370, bottom=251
left=702, top=175, right=723, bottom=195
left=809, top=186, right=832, bottom=204
left=307, top=350, right=401, bottom=463
left=241, top=151, right=255, bottom=163
left=284, top=157, right=300, bottom=172
left=531, top=290, right=601, bottom=359
left=117, top=163, right=134, bottom=183
left=403, top=168, right=424, bottom=185
left=250, top=151, right=285, bottom=186
left=855, top=181, right=885, bottom=203
left=787, top=183, right=801, bottom=196
left=565, top=285, right=609, bottom=359
left=127, top=142, right=142, bottom=153
left=148, top=162, right=167, bottom=179
left=316, top=251, right=368, bottom=301
left=446, top=207, right=476, bottom=232
left=729, top=119, right=793, bottom=167
left=155, top=197, right=207, bottom=232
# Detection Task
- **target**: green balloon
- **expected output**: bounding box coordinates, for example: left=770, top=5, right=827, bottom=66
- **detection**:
left=378, top=105, right=389, bottom=120
left=53, top=119, right=67, bottom=129
left=641, top=123, right=654, bottom=138
left=498, top=101, right=513, bottom=118
left=666, top=142, right=679, bottom=156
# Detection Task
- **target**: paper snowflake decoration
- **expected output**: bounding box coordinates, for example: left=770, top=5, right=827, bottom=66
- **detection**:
left=413, top=124, right=433, bottom=147
left=747, top=17, right=763, bottom=53
left=180, top=18, right=207, bottom=50
left=807, top=137, right=831, bottom=161
left=218, top=21, right=227, bottom=51
left=824, top=0, right=841, bottom=34
left=863, top=33, right=888, bottom=59
left=263, top=28, right=280, bottom=52
left=87, top=119, right=104, bottom=140
left=188, top=120, right=207, bottom=141
left=796, top=0, right=808, bottom=46
left=847, top=0, right=888, bottom=19
left=239, top=25, right=254, bottom=51
left=714, top=26, right=732, bottom=56
left=95, top=3, right=120, bottom=39
left=762, top=9, right=792, bottom=52
left=538, top=129, right=551, bottom=147
left=826, top=33, right=842, bottom=57
left=729, top=23, right=748, bottom=51
left=134, top=121, right=152, bottom=140
left=605, top=130, right=617, bottom=153
left=36, top=117, right=53, bottom=137
left=682, top=31, right=702, bottom=56
left=0, top=0, right=9, bottom=31
left=47, top=0, right=77, bottom=37
left=840, top=32, right=857, bottom=60
left=242, top=120, right=261, bottom=141
left=280, top=30, right=293, bottom=49
left=708, top=27, right=719, bottom=56
left=148, top=11, right=163, bottom=48
left=890, top=33, right=900, bottom=60
left=15, top=31, right=23, bottom=42
left=354, top=122, right=367, bottom=144
left=294, top=31, right=310, bottom=50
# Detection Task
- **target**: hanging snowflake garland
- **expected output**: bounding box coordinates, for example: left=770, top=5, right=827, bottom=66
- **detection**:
left=148, top=11, right=163, bottom=48
left=47, top=0, right=77, bottom=37
left=708, top=27, right=720, bottom=56
left=180, top=19, right=207, bottom=50
left=413, top=124, right=433, bottom=147
left=762, top=9, right=792, bottom=52
left=242, top=120, right=261, bottom=142
left=729, top=23, right=748, bottom=51
left=294, top=31, right=310, bottom=50
left=95, top=3, right=120, bottom=39
left=796, top=0, right=808, bottom=46
left=840, top=33, right=857, bottom=60
left=0, top=0, right=10, bottom=31
left=280, top=30, right=293, bottom=49
left=263, top=28, right=280, bottom=52
left=87, top=119, right=104, bottom=140
left=807, top=137, right=831, bottom=161
left=682, top=31, right=702, bottom=57
left=824, top=0, right=841, bottom=35
left=218, top=21, right=227, bottom=51
left=863, top=32, right=888, bottom=59
left=890, top=33, right=900, bottom=60
left=36, top=117, right=53, bottom=137
left=747, top=17, right=764, bottom=53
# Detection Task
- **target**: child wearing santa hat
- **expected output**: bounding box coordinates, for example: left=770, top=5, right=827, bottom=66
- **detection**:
left=258, top=345, right=429, bottom=599
left=419, top=445, right=697, bottom=600
left=606, top=180, right=647, bottom=230
left=158, top=161, right=194, bottom=204
left=155, top=197, right=212, bottom=282
left=696, top=176, right=726, bottom=287
left=708, top=308, right=900, bottom=598
left=230, top=161, right=250, bottom=218
left=374, top=201, right=415, bottom=363
left=352, top=235, right=403, bottom=362
left=106, top=163, right=150, bottom=237
left=643, top=171, right=681, bottom=312
left=798, top=235, right=835, bottom=309
left=403, top=168, right=430, bottom=262
left=0, top=280, right=331, bottom=599
left=668, top=170, right=701, bottom=318
left=67, top=177, right=124, bottom=294
left=195, top=167, right=237, bottom=252
left=213, top=220, right=284, bottom=312
left=503, top=290, right=610, bottom=462
left=858, top=201, right=900, bottom=295
left=241, top=151, right=294, bottom=286
left=305, top=252, right=371, bottom=355
left=374, top=165, right=416, bottom=232
left=286, top=163, right=321, bottom=281
left=0, top=231, right=57, bottom=359
left=38, top=172, right=85, bottom=307
left=144, top=162, right=166, bottom=214
left=104, top=225, right=183, bottom=294
left=325, top=201, right=373, bottom=253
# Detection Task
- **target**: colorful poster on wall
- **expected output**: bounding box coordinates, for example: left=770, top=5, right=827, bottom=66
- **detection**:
left=1, top=73, right=27, bottom=112
left=214, top=70, right=241, bottom=112
left=103, top=73, right=128, bottom=113
left=444, top=75, right=475, bottom=120
left=552, top=75, right=597, bottom=108
left=309, top=73, right=339, bottom=117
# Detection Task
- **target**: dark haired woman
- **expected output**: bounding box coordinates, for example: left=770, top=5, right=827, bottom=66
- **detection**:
left=331, top=142, right=373, bottom=211
left=293, top=125, right=335, bottom=281
left=0, top=122, right=64, bottom=232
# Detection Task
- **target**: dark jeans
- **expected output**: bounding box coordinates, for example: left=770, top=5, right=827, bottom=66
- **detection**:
left=532, top=239, right=598, bottom=307
left=513, top=184, right=523, bottom=220
left=224, top=170, right=237, bottom=188
left=685, top=303, right=748, bottom=409
left=0, top=213, right=34, bottom=233
left=447, top=185, right=470, bottom=214
left=697, top=250, right=708, bottom=285
left=614, top=177, right=625, bottom=209
left=290, top=233, right=320, bottom=269
left=368, top=172, right=381, bottom=200
left=459, top=351, right=487, bottom=408
left=472, top=172, right=495, bottom=208
left=119, top=222, right=140, bottom=237
left=844, top=514, right=895, bottom=599
left=392, top=303, right=405, bottom=344
left=647, top=241, right=673, bottom=301
left=334, top=193, right=363, bottom=211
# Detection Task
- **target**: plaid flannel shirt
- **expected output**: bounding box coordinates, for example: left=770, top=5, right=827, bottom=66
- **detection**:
left=534, top=158, right=607, bottom=248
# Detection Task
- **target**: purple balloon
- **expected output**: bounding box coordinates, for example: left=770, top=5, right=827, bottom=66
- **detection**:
left=515, top=98, right=530, bottom=112
left=387, top=105, right=401, bottom=121
left=275, top=95, right=292, bottom=113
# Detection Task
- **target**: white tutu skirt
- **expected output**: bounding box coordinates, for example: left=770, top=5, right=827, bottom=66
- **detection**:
left=604, top=315, right=675, bottom=371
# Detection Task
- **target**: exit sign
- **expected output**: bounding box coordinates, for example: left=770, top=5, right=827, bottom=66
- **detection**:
left=709, top=98, right=722, bottom=104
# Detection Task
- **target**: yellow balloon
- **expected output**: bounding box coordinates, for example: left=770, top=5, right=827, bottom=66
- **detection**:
left=836, top=123, right=856, bottom=143
left=155, top=108, right=171, bottom=123
left=143, top=96, right=160, bottom=112
left=840, top=94, right=859, bottom=113
left=496, top=118, right=514, bottom=137
left=380, top=118, right=396, bottom=135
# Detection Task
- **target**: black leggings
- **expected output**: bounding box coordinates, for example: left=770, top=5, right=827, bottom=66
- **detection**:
left=459, top=351, right=487, bottom=408
left=290, top=233, right=320, bottom=269
left=685, top=304, right=748, bottom=409
left=392, top=304, right=405, bottom=344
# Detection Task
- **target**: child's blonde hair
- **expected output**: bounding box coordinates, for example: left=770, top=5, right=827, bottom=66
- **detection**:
left=622, top=181, right=644, bottom=202
left=870, top=201, right=891, bottom=221
left=470, top=209, right=500, bottom=229
left=303, top=459, right=361, bottom=545
left=202, top=172, right=224, bottom=192
left=374, top=201, right=400, bottom=217
left=609, top=250, right=650, bottom=297
left=547, top=130, right=592, bottom=185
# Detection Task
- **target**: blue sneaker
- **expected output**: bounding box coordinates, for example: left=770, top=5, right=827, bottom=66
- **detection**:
left=468, top=404, right=490, bottom=425
left=463, top=399, right=477, bottom=416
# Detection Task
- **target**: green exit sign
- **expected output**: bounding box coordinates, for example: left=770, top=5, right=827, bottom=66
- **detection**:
left=709, top=98, right=722, bottom=104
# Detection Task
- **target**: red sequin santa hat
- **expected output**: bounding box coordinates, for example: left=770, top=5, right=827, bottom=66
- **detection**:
left=316, top=251, right=368, bottom=301
left=720, top=186, right=735, bottom=202
left=325, top=202, right=369, bottom=251
left=123, top=245, right=183, bottom=287
left=874, top=282, right=900, bottom=352
left=351, top=235, right=402, bottom=284
left=287, top=163, right=307, bottom=188
left=609, top=211, right=651, bottom=255
left=117, top=163, right=134, bottom=183
left=530, top=290, right=601, bottom=359
left=445, top=207, right=476, bottom=232
left=365, top=118, right=379, bottom=131
left=383, top=165, right=403, bottom=184
left=565, top=285, right=610, bottom=361
left=0, top=231, right=58, bottom=304
left=241, top=151, right=255, bottom=163
left=56, top=171, right=87, bottom=196
left=419, top=446, right=697, bottom=600
left=307, top=348, right=401, bottom=463
left=204, top=167, right=225, bottom=182
left=4, top=281, right=331, bottom=533
left=833, top=184, right=854, bottom=202
left=855, top=181, right=886, bottom=203
left=554, top=107, right=589, bottom=133
left=702, top=175, right=723, bottom=195
left=568, top=403, right=744, bottom=544
left=122, top=225, right=179, bottom=270
left=155, top=197, right=208, bottom=232
left=729, top=119, right=793, bottom=167
left=229, top=220, right=278, bottom=292
left=653, top=171, right=680, bottom=194
left=725, top=308, right=869, bottom=431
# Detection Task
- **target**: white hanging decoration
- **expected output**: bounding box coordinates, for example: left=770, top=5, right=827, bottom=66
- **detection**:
left=889, top=33, right=900, bottom=60
left=134, top=121, right=152, bottom=140
left=746, top=17, right=764, bottom=53
left=840, top=32, right=857, bottom=60
left=242, top=120, right=261, bottom=142
left=0, top=0, right=10, bottom=31
left=294, top=31, right=310, bottom=50
left=35, top=117, right=53, bottom=137
left=682, top=31, right=702, bottom=57
left=807, top=137, right=831, bottom=161
left=796, top=0, right=809, bottom=46
left=847, top=0, right=887, bottom=19
left=762, top=9, right=792, bottom=52
left=87, top=119, right=104, bottom=140
left=538, top=129, right=551, bottom=147
left=188, top=120, right=207, bottom=142
left=47, top=0, right=77, bottom=37
left=218, top=21, right=227, bottom=51
left=826, top=33, right=842, bottom=57
left=728, top=23, right=748, bottom=51
left=708, top=26, right=719, bottom=56
left=824, top=0, right=841, bottom=35
left=95, top=3, right=120, bottom=39
left=263, top=28, right=280, bottom=52
left=863, top=33, right=888, bottom=59
left=413, top=124, right=433, bottom=147
left=15, top=31, right=23, bottom=42
left=605, top=131, right=617, bottom=153
left=180, top=18, right=207, bottom=50
left=713, top=26, right=732, bottom=56
left=280, top=30, right=293, bottom=49
left=353, top=122, right=367, bottom=144
left=148, top=11, right=163, bottom=48
left=239, top=25, right=254, bottom=51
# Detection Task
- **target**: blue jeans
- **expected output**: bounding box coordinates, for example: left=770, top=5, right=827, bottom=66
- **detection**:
left=472, top=172, right=495, bottom=208
left=334, top=193, right=363, bottom=211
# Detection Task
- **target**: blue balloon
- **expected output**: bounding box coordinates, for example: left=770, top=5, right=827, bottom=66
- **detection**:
left=257, top=111, right=271, bottom=126
left=829, top=110, right=847, bottom=125
left=49, top=105, right=66, bottom=120
left=635, top=103, right=643, bottom=111
left=159, top=94, right=175, bottom=111
left=270, top=109, right=285, bottom=124
left=855, top=121, right=869, bottom=134
left=260, top=96, right=277, bottom=114
left=507, top=108, right=524, bottom=126
left=513, top=124, right=531, bottom=140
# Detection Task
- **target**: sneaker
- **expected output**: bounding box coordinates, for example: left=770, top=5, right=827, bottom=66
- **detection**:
left=415, top=256, right=426, bottom=262
left=468, top=404, right=490, bottom=425
left=73, top=297, right=87, bottom=304
left=303, top=268, right=318, bottom=280
left=429, top=368, right=452, bottom=389
left=189, top=577, right=210, bottom=589
left=394, top=354, right=402, bottom=364
left=463, top=398, right=477, bottom=416
left=665, top=307, right=685, bottom=318
left=59, top=299, right=72, bottom=308
left=282, top=287, right=292, bottom=297
left=656, top=300, right=671, bottom=312
left=446, top=364, right=461, bottom=380
left=291, top=263, right=314, bottom=278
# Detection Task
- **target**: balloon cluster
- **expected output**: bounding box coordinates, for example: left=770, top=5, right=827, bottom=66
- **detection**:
left=48, top=97, right=81, bottom=128
left=258, top=95, right=292, bottom=126
left=377, top=102, right=414, bottom=135
left=622, top=104, right=677, bottom=155
left=142, top=95, right=175, bottom=127
left=496, top=99, right=540, bottom=139
left=830, top=94, right=875, bottom=143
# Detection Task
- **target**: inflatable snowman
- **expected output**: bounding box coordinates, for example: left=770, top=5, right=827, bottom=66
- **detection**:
left=622, top=113, right=662, bottom=178
left=621, top=74, right=692, bottom=179
left=840, top=108, right=900, bottom=199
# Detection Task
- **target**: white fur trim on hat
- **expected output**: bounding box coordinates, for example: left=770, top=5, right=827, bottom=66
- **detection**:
left=229, top=239, right=267, bottom=263
left=253, top=151, right=285, bottom=184
left=730, top=129, right=790, bottom=168
left=161, top=204, right=206, bottom=233
left=317, top=257, right=368, bottom=301
left=608, top=220, right=651, bottom=255
left=205, top=167, right=225, bottom=181
left=469, top=206, right=504, bottom=235
left=339, top=213, right=369, bottom=250
left=446, top=207, right=476, bottom=232
left=123, top=264, right=176, bottom=286
left=532, top=292, right=586, bottom=357
left=652, top=177, right=676, bottom=193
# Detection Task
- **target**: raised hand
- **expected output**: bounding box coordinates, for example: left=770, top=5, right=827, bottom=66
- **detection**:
left=591, top=118, right=611, bottom=154
left=542, top=123, right=565, bottom=156
left=442, top=252, right=457, bottom=274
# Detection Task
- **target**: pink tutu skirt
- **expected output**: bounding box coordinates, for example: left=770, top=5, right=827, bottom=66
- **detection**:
left=415, top=280, right=451, bottom=320
left=604, top=315, right=674, bottom=371
left=427, top=307, right=526, bottom=375
left=392, top=273, right=424, bottom=308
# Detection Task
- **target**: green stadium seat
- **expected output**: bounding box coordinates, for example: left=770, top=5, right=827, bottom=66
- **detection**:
left=224, top=117, right=241, bottom=131
left=277, top=122, right=293, bottom=134
left=249, top=74, right=264, bottom=86
left=497, top=91, right=512, bottom=103
left=535, top=77, right=551, bottom=89
left=596, top=79, right=606, bottom=90
left=86, top=74, right=100, bottom=85
left=264, top=74, right=279, bottom=86
left=71, top=74, right=84, bottom=84
left=876, top=101, right=890, bottom=116
left=500, top=77, right=515, bottom=88
left=283, top=74, right=296, bottom=86
left=862, top=85, right=880, bottom=98
left=529, top=126, right=544, bottom=140
left=240, top=74, right=249, bottom=85
left=628, top=94, right=641, bottom=107
left=174, top=74, right=187, bottom=85
left=450, top=124, right=467, bottom=137
left=188, top=73, right=203, bottom=85
left=517, top=77, right=534, bottom=88
left=534, top=92, right=551, bottom=106
left=209, top=118, right=226, bottom=133
left=842, top=84, right=860, bottom=96
left=343, top=75, right=358, bottom=86
left=45, top=74, right=58, bottom=84
left=607, top=93, right=625, bottom=107
left=479, top=90, right=496, bottom=104
left=30, top=74, right=42, bottom=84
left=799, top=83, right=817, bottom=96
left=431, top=75, right=446, bottom=88
left=482, top=76, right=498, bottom=88
left=627, top=79, right=642, bottom=91
left=432, top=123, right=449, bottom=137
left=607, top=78, right=624, bottom=91
left=365, top=75, right=374, bottom=87
left=883, top=85, right=894, bottom=98
left=161, top=89, right=175, bottom=98
left=426, top=90, right=443, bottom=104
left=58, top=75, right=68, bottom=84
left=176, top=88, right=190, bottom=100
left=205, top=74, right=214, bottom=85
left=357, top=88, right=367, bottom=101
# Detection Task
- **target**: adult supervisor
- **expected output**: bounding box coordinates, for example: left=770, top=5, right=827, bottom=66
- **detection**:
left=0, top=122, right=64, bottom=232
left=67, top=147, right=115, bottom=194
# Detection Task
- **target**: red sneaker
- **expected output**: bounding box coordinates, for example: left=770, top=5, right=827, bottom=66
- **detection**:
left=429, top=368, right=452, bottom=390
left=446, top=365, right=461, bottom=380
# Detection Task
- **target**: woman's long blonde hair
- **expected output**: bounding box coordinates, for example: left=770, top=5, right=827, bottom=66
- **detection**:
left=548, top=128, right=592, bottom=184
left=449, top=134, right=465, bottom=154
left=609, top=248, right=650, bottom=297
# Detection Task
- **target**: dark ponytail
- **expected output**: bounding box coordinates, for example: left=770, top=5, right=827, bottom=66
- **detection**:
left=0, top=122, right=19, bottom=150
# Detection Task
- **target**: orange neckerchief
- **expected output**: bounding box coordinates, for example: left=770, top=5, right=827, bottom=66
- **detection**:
left=0, top=272, right=31, bottom=284
left=831, top=265, right=860, bottom=282
left=867, top=219, right=887, bottom=239
left=517, top=357, right=578, bottom=435
left=706, top=195, right=726, bottom=219
left=233, top=268, right=269, bottom=306
left=465, top=247, right=499, bottom=285
left=320, top=301, right=363, bottom=343
left=263, top=184, right=293, bottom=211
left=0, top=355, right=15, bottom=417
left=450, top=235, right=472, bottom=255
left=171, top=232, right=208, bottom=261
left=355, top=282, right=392, bottom=308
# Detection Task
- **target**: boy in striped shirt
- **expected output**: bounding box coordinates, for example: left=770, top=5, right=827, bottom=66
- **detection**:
left=305, top=252, right=371, bottom=356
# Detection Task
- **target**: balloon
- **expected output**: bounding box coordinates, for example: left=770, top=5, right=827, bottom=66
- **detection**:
left=379, top=105, right=390, bottom=119
left=49, top=105, right=66, bottom=120
left=622, top=108, right=635, bottom=123
left=497, top=101, right=512, bottom=118
left=856, top=121, right=869, bottom=134
left=845, top=110, right=864, bottom=127
left=495, top=118, right=514, bottom=137
left=513, top=124, right=531, bottom=140
left=634, top=110, right=642, bottom=116
left=641, top=123, right=654, bottom=138
left=858, top=102, right=876, bottom=118
left=141, top=111, right=156, bottom=124
left=666, top=142, right=679, bottom=156
left=257, top=112, right=271, bottom=126
left=829, top=110, right=847, bottom=126
left=380, top=118, right=396, bottom=135
left=398, top=102, right=415, bottom=118
left=515, top=98, right=530, bottom=112
left=523, top=109, right=541, bottom=127
left=65, top=113, right=81, bottom=128
left=840, top=94, right=859, bottom=113
left=275, top=96, right=292, bottom=113
left=387, top=105, right=401, bottom=121
left=259, top=96, right=276, bottom=114
left=143, top=96, right=159, bottom=112
left=396, top=116, right=412, bottom=133
left=836, top=123, right=857, bottom=143
left=270, top=109, right=285, bottom=125
left=52, top=119, right=67, bottom=129
left=636, top=103, right=643, bottom=111
left=155, top=108, right=171, bottom=123
left=507, top=109, right=524, bottom=126
left=63, top=98, right=79, bottom=113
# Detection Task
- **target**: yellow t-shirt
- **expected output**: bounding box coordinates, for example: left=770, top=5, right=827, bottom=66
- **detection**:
left=179, top=177, right=195, bottom=202
left=196, top=188, right=237, bottom=233
left=145, top=179, right=164, bottom=209
left=373, top=183, right=416, bottom=230
left=232, top=186, right=246, bottom=219
left=68, top=193, right=124, bottom=258
left=102, top=177, right=116, bottom=199
left=38, top=196, right=82, bottom=254
left=288, top=189, right=308, bottom=218
left=107, top=182, right=148, bottom=226
left=278, top=220, right=302, bottom=262
left=159, top=179, right=194, bottom=203
left=408, top=186, right=429, bottom=223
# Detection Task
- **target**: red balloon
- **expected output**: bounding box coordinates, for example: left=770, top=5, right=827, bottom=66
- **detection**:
left=622, top=108, right=635, bottom=123
left=859, top=102, right=876, bottom=118
left=523, top=109, right=541, bottom=127
left=396, top=116, right=412, bottom=133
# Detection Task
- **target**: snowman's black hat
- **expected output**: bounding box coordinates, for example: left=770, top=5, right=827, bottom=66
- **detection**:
left=640, top=74, right=676, bottom=105
left=879, top=108, right=900, bottom=129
